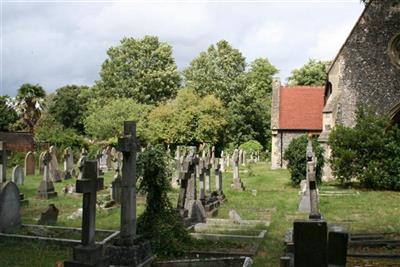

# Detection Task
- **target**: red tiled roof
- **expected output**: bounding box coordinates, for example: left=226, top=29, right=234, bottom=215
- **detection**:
left=279, top=86, right=324, bottom=130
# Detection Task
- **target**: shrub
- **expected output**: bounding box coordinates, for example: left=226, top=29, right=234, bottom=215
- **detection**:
left=239, top=140, right=263, bottom=154
left=283, top=135, right=324, bottom=186
left=136, top=145, right=191, bottom=257
left=329, top=106, right=400, bottom=190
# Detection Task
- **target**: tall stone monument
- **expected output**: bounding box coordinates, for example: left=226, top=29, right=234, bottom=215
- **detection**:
left=64, top=160, right=108, bottom=267
left=231, top=149, right=245, bottom=191
left=24, top=151, right=35, bottom=176
left=63, top=147, right=74, bottom=180
left=39, top=151, right=45, bottom=175
left=37, top=151, right=58, bottom=199
left=49, top=146, right=62, bottom=182
left=106, top=121, right=153, bottom=266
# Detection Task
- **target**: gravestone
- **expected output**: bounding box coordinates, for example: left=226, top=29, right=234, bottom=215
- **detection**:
left=77, top=148, right=88, bottom=179
left=204, top=156, right=212, bottom=194
left=99, top=148, right=108, bottom=171
left=39, top=151, right=45, bottom=175
left=49, top=146, right=62, bottom=182
left=0, top=141, right=8, bottom=183
left=64, top=160, right=108, bottom=267
left=0, top=181, right=21, bottom=233
left=177, top=154, right=193, bottom=218
left=24, top=151, right=35, bottom=176
left=231, top=149, right=245, bottom=191
left=220, top=150, right=226, bottom=172
left=239, top=149, right=243, bottom=165
left=95, top=150, right=104, bottom=176
left=106, top=121, right=153, bottom=266
left=184, top=150, right=198, bottom=212
left=38, top=204, right=59, bottom=225
left=242, top=150, right=246, bottom=166
left=211, top=146, right=215, bottom=168
left=214, top=158, right=224, bottom=199
left=197, top=158, right=206, bottom=204
left=12, top=165, right=24, bottom=185
left=226, top=153, right=230, bottom=167
left=171, top=146, right=181, bottom=189
left=105, top=146, right=112, bottom=170
left=63, top=147, right=74, bottom=180
left=110, top=170, right=122, bottom=203
left=37, top=151, right=58, bottom=199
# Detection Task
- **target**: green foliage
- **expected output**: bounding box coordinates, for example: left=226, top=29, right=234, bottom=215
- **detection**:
left=34, top=111, right=85, bottom=148
left=183, top=40, right=246, bottom=105
left=283, top=135, right=324, bottom=185
left=137, top=145, right=191, bottom=257
left=9, top=152, right=25, bottom=167
left=147, top=88, right=226, bottom=145
left=14, top=83, right=46, bottom=132
left=239, top=140, right=263, bottom=154
left=329, top=106, right=400, bottom=190
left=93, top=36, right=181, bottom=105
left=47, top=85, right=89, bottom=134
left=84, top=98, right=152, bottom=141
left=0, top=96, right=18, bottom=131
left=287, top=59, right=330, bottom=86
left=245, top=58, right=278, bottom=98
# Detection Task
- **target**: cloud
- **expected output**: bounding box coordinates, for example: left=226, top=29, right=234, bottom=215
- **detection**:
left=1, top=1, right=364, bottom=95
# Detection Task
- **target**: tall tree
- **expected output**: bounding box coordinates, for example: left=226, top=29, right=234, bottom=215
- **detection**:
left=287, top=59, right=330, bottom=86
left=183, top=40, right=246, bottom=105
left=15, top=83, right=46, bottom=132
left=47, top=85, right=89, bottom=134
left=245, top=58, right=278, bottom=97
left=0, top=96, right=18, bottom=131
left=93, top=36, right=181, bottom=105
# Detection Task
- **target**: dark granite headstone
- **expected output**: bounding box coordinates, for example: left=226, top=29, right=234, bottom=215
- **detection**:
left=328, top=226, right=349, bottom=266
left=0, top=181, right=21, bottom=233
left=293, top=219, right=327, bottom=267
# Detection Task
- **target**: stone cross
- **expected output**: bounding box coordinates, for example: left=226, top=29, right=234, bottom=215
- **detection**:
left=64, top=160, right=106, bottom=267
left=231, top=149, right=244, bottom=191
left=37, top=151, right=57, bottom=199
left=24, top=151, right=35, bottom=176
left=49, top=146, right=62, bottom=182
left=0, top=141, right=8, bottom=183
left=117, top=121, right=138, bottom=244
left=204, top=156, right=212, bottom=194
left=306, top=135, right=321, bottom=220
left=184, top=152, right=198, bottom=211
left=197, top=158, right=206, bottom=203
left=77, top=148, right=88, bottom=180
left=214, top=158, right=223, bottom=194
left=63, top=147, right=74, bottom=179
left=220, top=151, right=225, bottom=172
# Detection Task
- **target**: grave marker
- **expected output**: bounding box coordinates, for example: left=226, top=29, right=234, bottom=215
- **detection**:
left=12, top=165, right=24, bottom=185
left=0, top=181, right=21, bottom=233
left=49, top=146, right=62, bottom=182
left=39, top=151, right=45, bottom=175
left=63, top=147, right=74, bottom=180
left=37, top=151, right=58, bottom=199
left=0, top=141, right=8, bottom=183
left=231, top=149, right=245, bottom=191
left=24, top=151, right=35, bottom=176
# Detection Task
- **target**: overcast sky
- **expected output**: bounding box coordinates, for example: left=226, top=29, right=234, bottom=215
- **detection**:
left=1, top=0, right=365, bottom=96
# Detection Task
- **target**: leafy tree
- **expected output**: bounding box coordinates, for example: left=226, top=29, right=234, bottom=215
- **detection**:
left=0, top=96, right=18, bottom=131
left=329, top=106, right=400, bottom=190
left=239, top=140, right=263, bottom=154
left=284, top=135, right=324, bottom=186
left=14, top=83, right=46, bottom=132
left=245, top=58, right=278, bottom=98
left=137, top=145, right=191, bottom=256
left=183, top=40, right=246, bottom=105
left=147, top=88, right=226, bottom=145
left=47, top=85, right=89, bottom=134
left=287, top=59, right=330, bottom=86
left=93, top=36, right=181, bottom=105
left=84, top=98, right=152, bottom=141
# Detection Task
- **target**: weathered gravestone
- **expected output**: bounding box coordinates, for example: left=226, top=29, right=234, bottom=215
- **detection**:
left=105, top=121, right=153, bottom=266
left=39, top=151, right=45, bottom=175
left=49, top=146, right=62, bottom=182
left=63, top=147, right=74, bottom=179
left=197, top=158, right=206, bottom=204
left=38, top=204, right=59, bottom=225
left=12, top=165, right=24, bottom=185
left=64, top=160, right=108, bottom=267
left=0, top=181, right=21, bottom=233
left=220, top=150, right=226, bottom=172
left=24, top=151, right=35, bottom=176
left=99, top=148, right=108, bottom=172
left=214, top=158, right=225, bottom=201
left=37, top=151, right=58, bottom=199
left=110, top=169, right=122, bottom=204
left=231, top=149, right=245, bottom=191
left=77, top=148, right=88, bottom=180
left=0, top=141, right=8, bottom=183
left=204, top=156, right=212, bottom=194
left=242, top=150, right=246, bottom=166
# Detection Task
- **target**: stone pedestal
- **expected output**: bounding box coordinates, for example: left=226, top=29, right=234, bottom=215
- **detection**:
left=64, top=245, right=108, bottom=267
left=37, top=181, right=58, bottom=199
left=105, top=239, right=154, bottom=267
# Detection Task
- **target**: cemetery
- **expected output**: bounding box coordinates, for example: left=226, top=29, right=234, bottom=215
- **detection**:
left=1, top=0, right=400, bottom=266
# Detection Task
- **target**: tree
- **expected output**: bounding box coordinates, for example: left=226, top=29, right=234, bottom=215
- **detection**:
left=0, top=96, right=18, bottom=131
left=47, top=85, right=89, bottom=134
left=93, top=36, right=181, bottom=105
left=147, top=88, right=226, bottom=145
left=14, top=83, right=46, bottom=132
left=245, top=58, right=278, bottom=98
left=283, top=135, right=324, bottom=186
left=84, top=98, right=152, bottom=141
left=329, top=106, right=400, bottom=190
left=287, top=59, right=330, bottom=86
left=183, top=40, right=246, bottom=105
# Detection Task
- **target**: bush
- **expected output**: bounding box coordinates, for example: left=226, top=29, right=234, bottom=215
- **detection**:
left=239, top=140, right=263, bottom=155
left=136, top=145, right=191, bottom=257
left=283, top=135, right=324, bottom=186
left=329, top=106, right=400, bottom=190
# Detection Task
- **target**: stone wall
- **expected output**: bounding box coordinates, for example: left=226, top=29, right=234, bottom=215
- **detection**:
left=0, top=132, right=34, bottom=152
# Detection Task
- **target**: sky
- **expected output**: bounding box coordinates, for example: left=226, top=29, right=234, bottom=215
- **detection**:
left=1, top=0, right=365, bottom=96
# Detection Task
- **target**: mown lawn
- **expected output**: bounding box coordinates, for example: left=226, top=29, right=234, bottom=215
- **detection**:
left=1, top=162, right=400, bottom=266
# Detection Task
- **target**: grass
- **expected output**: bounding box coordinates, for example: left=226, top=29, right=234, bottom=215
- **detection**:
left=1, top=163, right=400, bottom=266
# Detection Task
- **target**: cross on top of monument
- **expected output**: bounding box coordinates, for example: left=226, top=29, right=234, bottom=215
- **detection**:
left=306, top=134, right=314, bottom=162
left=43, top=151, right=52, bottom=165
left=117, top=121, right=138, bottom=153
left=76, top=160, right=104, bottom=194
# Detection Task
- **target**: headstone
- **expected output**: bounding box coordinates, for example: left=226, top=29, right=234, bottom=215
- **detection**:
left=63, top=147, right=74, bottom=180
left=12, top=165, right=24, bottom=185
left=39, top=151, right=45, bottom=175
left=231, top=149, right=245, bottom=191
left=204, top=157, right=212, bottom=194
left=24, top=151, right=35, bottom=176
left=64, top=160, right=108, bottom=267
left=188, top=199, right=206, bottom=223
left=110, top=170, right=122, bottom=203
left=197, top=158, right=206, bottom=203
left=242, top=150, right=246, bottom=166
left=298, top=179, right=310, bottom=212
left=99, top=148, right=108, bottom=171
left=327, top=226, right=349, bottom=266
left=37, top=151, right=58, bottom=199
left=77, top=148, right=88, bottom=179
left=0, top=141, right=7, bottom=183
left=229, top=209, right=242, bottom=224
left=220, top=151, right=226, bottom=172
left=0, top=181, right=21, bottom=233
left=239, top=149, right=243, bottom=165
left=105, top=146, right=112, bottom=170
left=38, top=204, right=59, bottom=225
left=214, top=158, right=223, bottom=196
left=49, top=146, right=62, bottom=182
left=184, top=152, right=198, bottom=212
left=226, top=153, right=230, bottom=167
